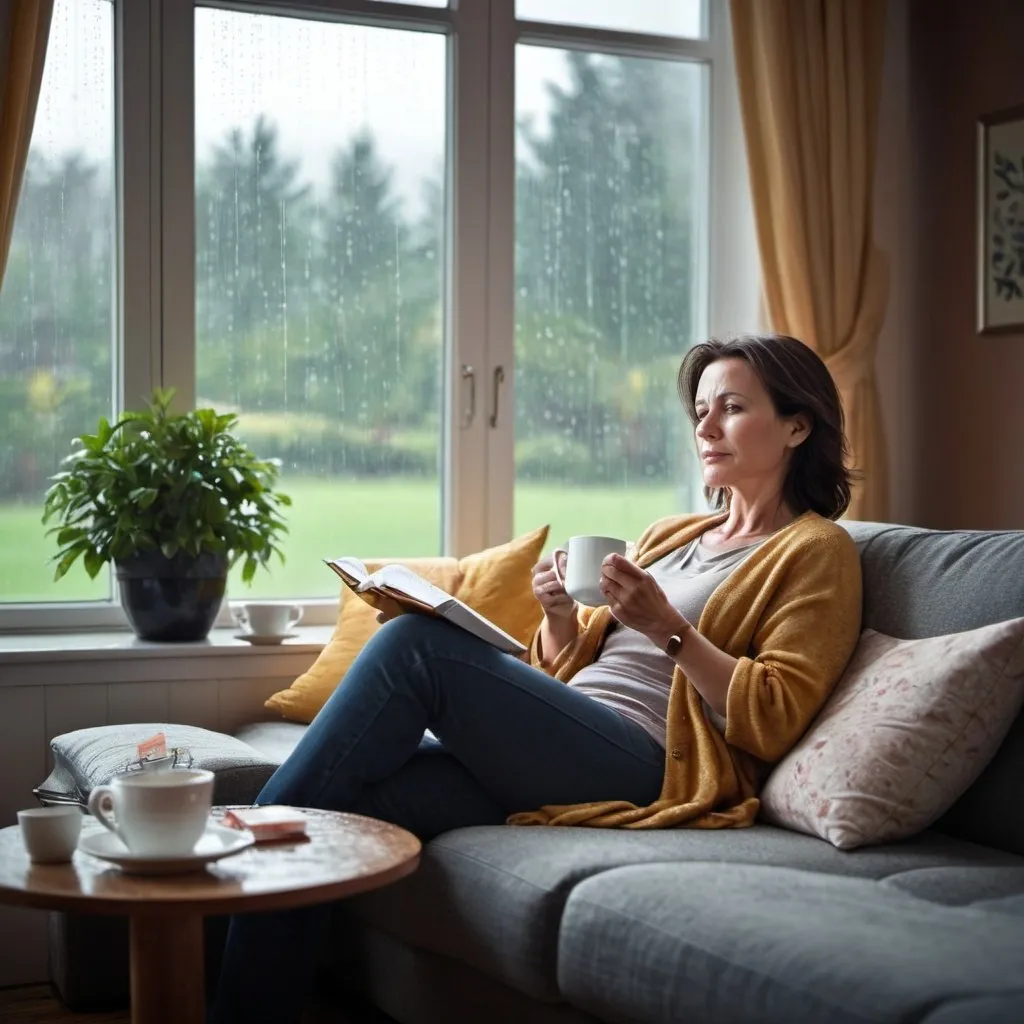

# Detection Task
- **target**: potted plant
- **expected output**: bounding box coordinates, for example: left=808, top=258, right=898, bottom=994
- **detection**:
left=41, top=389, right=291, bottom=642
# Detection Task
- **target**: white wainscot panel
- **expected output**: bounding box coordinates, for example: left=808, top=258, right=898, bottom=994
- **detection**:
left=0, top=687, right=46, bottom=826
left=217, top=676, right=294, bottom=737
left=106, top=681, right=170, bottom=725
left=168, top=679, right=221, bottom=731
left=43, top=684, right=108, bottom=775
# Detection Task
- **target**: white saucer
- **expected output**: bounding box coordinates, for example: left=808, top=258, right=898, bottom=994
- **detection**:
left=78, top=822, right=255, bottom=875
left=233, top=632, right=298, bottom=646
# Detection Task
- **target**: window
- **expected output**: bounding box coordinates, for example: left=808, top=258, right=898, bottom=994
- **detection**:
left=0, top=0, right=115, bottom=606
left=513, top=47, right=706, bottom=547
left=516, top=0, right=706, bottom=38
left=194, top=9, right=447, bottom=598
left=0, top=0, right=755, bottom=629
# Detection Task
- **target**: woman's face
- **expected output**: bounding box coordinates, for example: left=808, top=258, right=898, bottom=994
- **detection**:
left=693, top=357, right=809, bottom=501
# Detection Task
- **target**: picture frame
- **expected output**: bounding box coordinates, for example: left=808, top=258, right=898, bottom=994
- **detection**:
left=978, top=104, right=1024, bottom=334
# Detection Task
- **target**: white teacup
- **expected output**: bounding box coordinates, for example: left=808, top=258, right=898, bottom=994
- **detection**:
left=87, top=769, right=214, bottom=857
left=232, top=601, right=303, bottom=637
left=551, top=535, right=628, bottom=607
left=18, top=806, right=83, bottom=864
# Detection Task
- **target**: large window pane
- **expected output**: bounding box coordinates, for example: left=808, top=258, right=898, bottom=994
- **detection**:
left=514, top=47, right=706, bottom=550
left=517, top=1, right=705, bottom=39
left=195, top=10, right=447, bottom=599
left=0, top=0, right=115, bottom=604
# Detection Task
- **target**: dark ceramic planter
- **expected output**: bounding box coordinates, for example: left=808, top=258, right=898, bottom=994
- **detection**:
left=115, top=550, right=228, bottom=642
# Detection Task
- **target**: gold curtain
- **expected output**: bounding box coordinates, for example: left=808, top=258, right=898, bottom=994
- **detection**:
left=0, top=0, right=53, bottom=288
left=730, top=0, right=889, bottom=521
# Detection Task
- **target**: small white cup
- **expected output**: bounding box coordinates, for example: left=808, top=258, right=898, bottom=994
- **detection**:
left=232, top=601, right=303, bottom=637
left=551, top=535, right=628, bottom=607
left=18, top=806, right=83, bottom=864
left=87, top=768, right=214, bottom=857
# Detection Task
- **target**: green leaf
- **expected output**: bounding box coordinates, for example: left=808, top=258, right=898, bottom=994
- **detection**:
left=83, top=548, right=107, bottom=579
left=53, top=547, right=83, bottom=581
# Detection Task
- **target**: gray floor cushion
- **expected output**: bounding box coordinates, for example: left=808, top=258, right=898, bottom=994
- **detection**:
left=348, top=823, right=1022, bottom=1004
left=34, top=722, right=280, bottom=807
left=557, top=863, right=1024, bottom=1024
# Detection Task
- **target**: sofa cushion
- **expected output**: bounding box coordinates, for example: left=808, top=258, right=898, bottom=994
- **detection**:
left=879, top=865, right=1024, bottom=907
left=840, top=522, right=1024, bottom=638
left=841, top=521, right=1024, bottom=857
left=557, top=863, right=1024, bottom=1024
left=921, top=995, right=1024, bottom=1024
left=760, top=620, right=1024, bottom=849
left=233, top=720, right=308, bottom=765
left=347, top=823, right=1022, bottom=1003
left=34, top=723, right=280, bottom=808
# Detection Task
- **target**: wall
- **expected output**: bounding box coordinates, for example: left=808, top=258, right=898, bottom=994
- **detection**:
left=874, top=0, right=915, bottom=525
left=908, top=0, right=1024, bottom=529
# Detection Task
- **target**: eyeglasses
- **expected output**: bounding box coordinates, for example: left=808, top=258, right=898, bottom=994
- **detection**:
left=120, top=746, right=195, bottom=775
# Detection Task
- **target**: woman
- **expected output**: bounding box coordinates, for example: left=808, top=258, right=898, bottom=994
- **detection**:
left=211, top=333, right=863, bottom=1020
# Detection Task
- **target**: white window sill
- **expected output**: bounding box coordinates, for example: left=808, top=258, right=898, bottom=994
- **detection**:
left=0, top=625, right=334, bottom=670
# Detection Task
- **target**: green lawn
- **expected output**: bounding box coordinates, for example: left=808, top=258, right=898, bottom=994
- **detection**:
left=1, top=477, right=679, bottom=603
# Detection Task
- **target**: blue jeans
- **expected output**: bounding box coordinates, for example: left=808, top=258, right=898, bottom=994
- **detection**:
left=210, top=614, right=663, bottom=1022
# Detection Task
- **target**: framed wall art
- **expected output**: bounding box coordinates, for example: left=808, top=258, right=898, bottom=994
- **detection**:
left=978, top=104, right=1024, bottom=334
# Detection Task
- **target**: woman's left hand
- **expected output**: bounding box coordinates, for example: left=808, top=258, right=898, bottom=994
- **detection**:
left=599, top=553, right=689, bottom=648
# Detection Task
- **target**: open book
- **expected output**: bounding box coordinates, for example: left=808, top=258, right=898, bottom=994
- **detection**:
left=325, top=557, right=527, bottom=655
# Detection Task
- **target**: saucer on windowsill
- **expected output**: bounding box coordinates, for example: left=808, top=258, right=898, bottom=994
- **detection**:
left=233, top=632, right=299, bottom=646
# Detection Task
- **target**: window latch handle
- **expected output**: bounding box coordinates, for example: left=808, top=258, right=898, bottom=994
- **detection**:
left=489, top=366, right=505, bottom=428
left=461, top=364, right=475, bottom=427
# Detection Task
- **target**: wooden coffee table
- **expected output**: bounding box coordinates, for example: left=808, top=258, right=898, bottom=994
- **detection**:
left=0, top=807, right=420, bottom=1024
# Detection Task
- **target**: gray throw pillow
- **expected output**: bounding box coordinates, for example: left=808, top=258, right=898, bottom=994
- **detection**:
left=34, top=723, right=283, bottom=808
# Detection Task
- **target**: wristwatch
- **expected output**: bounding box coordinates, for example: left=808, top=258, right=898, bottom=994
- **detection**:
left=664, top=632, right=684, bottom=657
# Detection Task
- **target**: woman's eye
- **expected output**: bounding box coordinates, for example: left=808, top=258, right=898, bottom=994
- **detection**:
left=725, top=404, right=741, bottom=414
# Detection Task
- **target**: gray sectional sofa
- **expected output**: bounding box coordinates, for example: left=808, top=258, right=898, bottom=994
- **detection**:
left=53, top=521, right=1024, bottom=1022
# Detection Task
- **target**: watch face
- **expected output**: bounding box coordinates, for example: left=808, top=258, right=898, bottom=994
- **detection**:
left=665, top=634, right=683, bottom=657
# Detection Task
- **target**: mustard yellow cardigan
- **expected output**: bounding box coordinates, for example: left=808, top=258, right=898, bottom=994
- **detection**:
left=510, top=510, right=862, bottom=829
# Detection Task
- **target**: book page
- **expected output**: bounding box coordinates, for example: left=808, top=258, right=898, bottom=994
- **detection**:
left=364, top=564, right=449, bottom=609
left=325, top=556, right=370, bottom=587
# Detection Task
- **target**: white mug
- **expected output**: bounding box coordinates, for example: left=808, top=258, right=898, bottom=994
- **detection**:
left=551, top=535, right=628, bottom=607
left=232, top=601, right=303, bottom=637
left=87, top=768, right=214, bottom=857
left=18, top=806, right=83, bottom=864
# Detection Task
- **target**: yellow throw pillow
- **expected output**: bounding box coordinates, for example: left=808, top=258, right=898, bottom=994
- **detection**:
left=264, top=524, right=549, bottom=724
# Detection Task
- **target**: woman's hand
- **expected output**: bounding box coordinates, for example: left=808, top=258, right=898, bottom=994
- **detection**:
left=373, top=596, right=406, bottom=625
left=533, top=553, right=580, bottom=665
left=599, top=553, right=690, bottom=650
left=531, top=553, right=578, bottom=622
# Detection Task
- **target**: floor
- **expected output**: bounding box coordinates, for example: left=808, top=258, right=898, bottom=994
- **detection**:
left=0, top=985, right=127, bottom=1023
left=0, top=984, right=398, bottom=1023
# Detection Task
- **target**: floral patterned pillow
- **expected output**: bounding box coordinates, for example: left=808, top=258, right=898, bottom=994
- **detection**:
left=759, top=619, right=1024, bottom=850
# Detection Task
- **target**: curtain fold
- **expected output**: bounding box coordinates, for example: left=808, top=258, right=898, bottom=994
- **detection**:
left=730, top=0, right=890, bottom=521
left=0, top=0, right=53, bottom=289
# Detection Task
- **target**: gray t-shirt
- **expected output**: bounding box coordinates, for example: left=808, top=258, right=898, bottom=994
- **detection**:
left=568, top=537, right=764, bottom=746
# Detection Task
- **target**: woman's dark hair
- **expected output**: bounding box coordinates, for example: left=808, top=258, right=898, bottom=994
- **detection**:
left=677, top=334, right=853, bottom=520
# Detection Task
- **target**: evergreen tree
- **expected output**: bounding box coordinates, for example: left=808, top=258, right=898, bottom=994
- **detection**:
left=515, top=52, right=697, bottom=481
left=313, top=131, right=437, bottom=435
left=0, top=149, right=113, bottom=496
left=195, top=116, right=314, bottom=408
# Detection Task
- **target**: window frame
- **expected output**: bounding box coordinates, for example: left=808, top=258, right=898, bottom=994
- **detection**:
left=3, top=0, right=756, bottom=633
